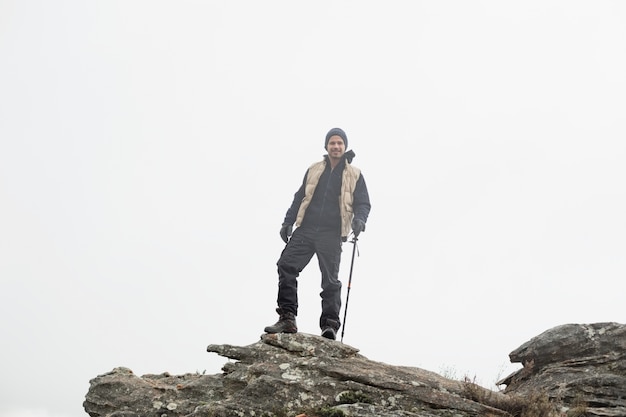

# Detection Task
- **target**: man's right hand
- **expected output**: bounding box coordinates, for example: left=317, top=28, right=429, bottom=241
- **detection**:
left=280, top=223, right=293, bottom=243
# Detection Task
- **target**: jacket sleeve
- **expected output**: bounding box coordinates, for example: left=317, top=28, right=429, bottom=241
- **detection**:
left=282, top=171, right=308, bottom=225
left=353, top=174, right=371, bottom=224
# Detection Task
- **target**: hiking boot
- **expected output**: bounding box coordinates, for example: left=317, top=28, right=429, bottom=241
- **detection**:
left=264, top=308, right=297, bottom=334
left=321, top=327, right=337, bottom=340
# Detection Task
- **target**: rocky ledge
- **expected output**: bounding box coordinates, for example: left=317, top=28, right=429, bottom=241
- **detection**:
left=84, top=322, right=626, bottom=417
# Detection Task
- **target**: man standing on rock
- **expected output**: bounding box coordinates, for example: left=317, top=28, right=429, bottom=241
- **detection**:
left=264, top=127, right=371, bottom=340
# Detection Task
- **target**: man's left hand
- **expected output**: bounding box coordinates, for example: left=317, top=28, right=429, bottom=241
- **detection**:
left=352, top=219, right=366, bottom=237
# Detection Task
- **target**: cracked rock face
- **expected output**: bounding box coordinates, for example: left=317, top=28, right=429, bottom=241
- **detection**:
left=84, top=333, right=508, bottom=417
left=84, top=323, right=626, bottom=417
left=500, top=322, right=626, bottom=416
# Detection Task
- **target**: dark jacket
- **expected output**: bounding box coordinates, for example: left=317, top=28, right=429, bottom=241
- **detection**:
left=283, top=150, right=371, bottom=236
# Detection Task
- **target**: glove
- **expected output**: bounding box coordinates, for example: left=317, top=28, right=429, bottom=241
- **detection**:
left=352, top=219, right=366, bottom=237
left=279, top=223, right=293, bottom=243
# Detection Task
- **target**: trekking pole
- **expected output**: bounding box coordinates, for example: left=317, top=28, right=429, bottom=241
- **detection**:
left=341, top=235, right=359, bottom=343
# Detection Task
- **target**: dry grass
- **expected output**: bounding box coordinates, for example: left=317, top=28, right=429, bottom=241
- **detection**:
left=462, top=376, right=561, bottom=417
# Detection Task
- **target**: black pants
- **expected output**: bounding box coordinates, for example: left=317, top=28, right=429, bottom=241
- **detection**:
left=276, top=227, right=343, bottom=331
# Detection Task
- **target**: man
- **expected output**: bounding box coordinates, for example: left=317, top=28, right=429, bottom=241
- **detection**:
left=264, top=127, right=371, bottom=340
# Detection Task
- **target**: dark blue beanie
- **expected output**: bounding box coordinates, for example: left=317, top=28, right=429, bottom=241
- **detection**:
left=325, top=128, right=348, bottom=149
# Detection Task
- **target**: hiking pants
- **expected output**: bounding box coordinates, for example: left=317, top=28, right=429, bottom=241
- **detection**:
left=276, top=227, right=343, bottom=331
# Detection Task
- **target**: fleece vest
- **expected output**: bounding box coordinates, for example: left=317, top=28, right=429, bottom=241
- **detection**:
left=295, top=160, right=361, bottom=238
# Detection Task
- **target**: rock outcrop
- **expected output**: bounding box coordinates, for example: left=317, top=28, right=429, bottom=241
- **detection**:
left=498, top=322, right=626, bottom=416
left=84, top=322, right=626, bottom=417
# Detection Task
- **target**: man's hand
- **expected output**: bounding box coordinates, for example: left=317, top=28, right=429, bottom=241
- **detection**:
left=352, top=219, right=366, bottom=237
left=280, top=223, right=293, bottom=243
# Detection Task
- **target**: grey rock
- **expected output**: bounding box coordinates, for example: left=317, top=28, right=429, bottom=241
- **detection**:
left=84, top=333, right=509, bottom=417
left=84, top=323, right=626, bottom=417
left=499, top=322, right=626, bottom=416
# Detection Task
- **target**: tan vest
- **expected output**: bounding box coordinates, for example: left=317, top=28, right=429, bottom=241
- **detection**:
left=295, top=160, right=361, bottom=238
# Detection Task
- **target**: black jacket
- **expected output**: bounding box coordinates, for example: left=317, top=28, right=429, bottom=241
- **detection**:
left=283, top=150, right=371, bottom=234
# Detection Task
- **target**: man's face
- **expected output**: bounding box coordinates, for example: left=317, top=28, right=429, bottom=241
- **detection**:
left=326, top=135, right=346, bottom=159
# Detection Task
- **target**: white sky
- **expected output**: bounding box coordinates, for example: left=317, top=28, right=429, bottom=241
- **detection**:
left=1, top=1, right=625, bottom=417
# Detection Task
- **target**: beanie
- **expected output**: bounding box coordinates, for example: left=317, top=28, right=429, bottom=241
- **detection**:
left=325, top=128, right=348, bottom=149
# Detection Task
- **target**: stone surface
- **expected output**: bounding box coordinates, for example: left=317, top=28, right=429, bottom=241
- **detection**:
left=84, top=333, right=509, bottom=417
left=500, top=322, right=626, bottom=416
left=84, top=323, right=626, bottom=417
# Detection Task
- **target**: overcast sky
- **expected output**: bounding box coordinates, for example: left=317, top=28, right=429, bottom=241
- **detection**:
left=1, top=2, right=625, bottom=417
